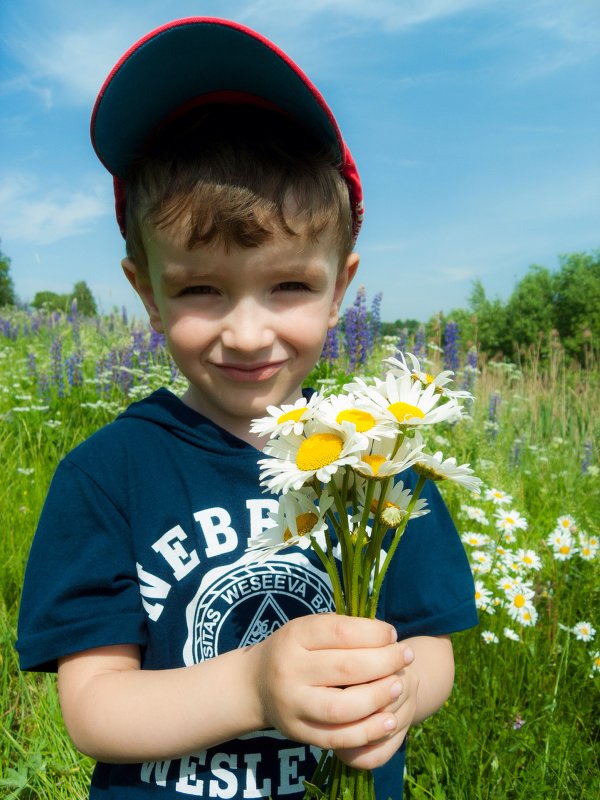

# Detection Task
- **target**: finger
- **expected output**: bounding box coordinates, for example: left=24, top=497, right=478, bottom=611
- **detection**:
left=335, top=725, right=409, bottom=771
left=303, top=643, right=406, bottom=687
left=295, top=614, right=398, bottom=651
left=298, top=674, right=404, bottom=725
left=295, top=709, right=401, bottom=753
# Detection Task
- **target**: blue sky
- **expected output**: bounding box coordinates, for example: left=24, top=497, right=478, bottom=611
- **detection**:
left=1, top=0, right=599, bottom=322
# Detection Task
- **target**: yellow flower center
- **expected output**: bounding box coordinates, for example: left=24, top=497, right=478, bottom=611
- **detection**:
left=336, top=408, right=376, bottom=432
left=283, top=512, right=319, bottom=541
left=559, top=545, right=571, bottom=555
left=523, top=611, right=531, bottom=621
left=505, top=517, right=515, bottom=525
left=362, top=454, right=387, bottom=476
left=296, top=433, right=344, bottom=471
left=523, top=555, right=533, bottom=564
left=387, top=402, right=425, bottom=423
left=277, top=408, right=306, bottom=425
left=475, top=590, right=481, bottom=600
left=513, top=594, right=525, bottom=608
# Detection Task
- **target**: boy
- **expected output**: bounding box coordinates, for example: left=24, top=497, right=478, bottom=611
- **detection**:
left=17, top=18, right=477, bottom=800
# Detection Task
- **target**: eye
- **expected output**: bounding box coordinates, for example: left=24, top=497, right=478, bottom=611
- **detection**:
left=179, top=285, right=218, bottom=296
left=276, top=281, right=311, bottom=292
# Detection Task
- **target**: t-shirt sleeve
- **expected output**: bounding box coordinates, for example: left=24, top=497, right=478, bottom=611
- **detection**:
left=379, top=476, right=478, bottom=639
left=16, top=458, right=148, bottom=672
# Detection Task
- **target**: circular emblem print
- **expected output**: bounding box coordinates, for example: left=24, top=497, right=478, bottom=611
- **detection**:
left=183, top=553, right=334, bottom=665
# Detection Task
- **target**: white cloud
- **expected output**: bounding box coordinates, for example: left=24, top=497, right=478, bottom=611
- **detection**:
left=0, top=174, right=110, bottom=245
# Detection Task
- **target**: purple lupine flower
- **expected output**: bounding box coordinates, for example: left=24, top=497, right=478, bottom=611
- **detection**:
left=395, top=328, right=408, bottom=358
left=486, top=391, right=501, bottom=439
left=66, top=349, right=84, bottom=388
left=321, top=326, right=340, bottom=364
left=344, top=286, right=370, bottom=371
left=443, top=321, right=460, bottom=372
left=581, top=440, right=593, bottom=475
left=413, top=326, right=426, bottom=361
left=26, top=351, right=37, bottom=383
left=462, top=347, right=478, bottom=393
left=122, top=305, right=129, bottom=327
left=50, top=336, right=65, bottom=398
left=369, top=292, right=383, bottom=354
left=510, top=436, right=524, bottom=467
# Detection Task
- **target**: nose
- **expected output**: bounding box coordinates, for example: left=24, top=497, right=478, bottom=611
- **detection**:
left=220, top=298, right=276, bottom=353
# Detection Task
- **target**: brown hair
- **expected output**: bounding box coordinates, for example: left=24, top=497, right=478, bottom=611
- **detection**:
left=124, top=105, right=354, bottom=270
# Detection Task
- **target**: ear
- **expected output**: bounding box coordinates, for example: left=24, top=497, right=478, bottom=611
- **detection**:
left=329, top=252, right=360, bottom=328
left=121, top=258, right=164, bottom=333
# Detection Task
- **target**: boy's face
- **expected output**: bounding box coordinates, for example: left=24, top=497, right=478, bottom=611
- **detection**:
left=123, top=225, right=358, bottom=444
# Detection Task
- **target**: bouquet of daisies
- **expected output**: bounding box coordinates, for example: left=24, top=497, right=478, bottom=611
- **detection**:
left=248, top=352, right=481, bottom=799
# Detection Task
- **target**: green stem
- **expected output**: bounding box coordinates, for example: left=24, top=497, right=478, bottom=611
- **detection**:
left=310, top=535, right=346, bottom=614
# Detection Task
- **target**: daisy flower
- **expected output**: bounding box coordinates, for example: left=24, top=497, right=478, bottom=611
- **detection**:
left=484, top=488, right=513, bottom=505
left=494, top=508, right=528, bottom=535
left=555, top=514, right=577, bottom=533
left=470, top=550, right=493, bottom=574
left=258, top=422, right=368, bottom=493
left=384, top=352, right=473, bottom=400
left=353, top=435, right=424, bottom=480
left=474, top=580, right=495, bottom=612
left=503, top=627, right=520, bottom=642
left=578, top=532, right=599, bottom=561
left=247, top=490, right=330, bottom=561
left=573, top=621, right=596, bottom=642
left=514, top=548, right=542, bottom=571
left=482, top=631, right=499, bottom=644
left=462, top=505, right=489, bottom=525
left=360, top=479, right=430, bottom=528
left=461, top=531, right=490, bottom=548
left=317, top=392, right=396, bottom=440
left=591, top=651, right=600, bottom=675
left=413, top=450, right=482, bottom=493
left=497, top=574, right=519, bottom=594
left=350, top=371, right=462, bottom=428
left=548, top=531, right=577, bottom=561
left=504, top=582, right=537, bottom=626
left=250, top=393, right=321, bottom=438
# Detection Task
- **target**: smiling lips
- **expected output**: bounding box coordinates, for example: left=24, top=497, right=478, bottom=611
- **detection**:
left=213, top=361, right=286, bottom=382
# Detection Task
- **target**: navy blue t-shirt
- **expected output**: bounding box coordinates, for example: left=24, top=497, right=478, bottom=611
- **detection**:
left=17, top=389, right=477, bottom=799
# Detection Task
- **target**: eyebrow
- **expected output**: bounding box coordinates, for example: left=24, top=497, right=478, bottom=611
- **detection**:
left=159, top=259, right=330, bottom=285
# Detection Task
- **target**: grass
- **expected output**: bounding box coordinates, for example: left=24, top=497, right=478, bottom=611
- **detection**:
left=1, top=308, right=598, bottom=798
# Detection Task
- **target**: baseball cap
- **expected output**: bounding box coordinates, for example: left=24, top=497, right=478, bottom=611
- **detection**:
left=91, top=17, right=363, bottom=241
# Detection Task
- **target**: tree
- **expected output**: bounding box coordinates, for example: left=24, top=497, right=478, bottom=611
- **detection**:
left=71, top=281, right=98, bottom=316
left=0, top=243, right=16, bottom=306
left=553, top=251, right=600, bottom=360
left=504, top=265, right=556, bottom=356
left=32, top=290, right=71, bottom=312
left=467, top=279, right=509, bottom=357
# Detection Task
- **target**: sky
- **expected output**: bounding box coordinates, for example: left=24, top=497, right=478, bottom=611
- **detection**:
left=1, top=0, right=599, bottom=322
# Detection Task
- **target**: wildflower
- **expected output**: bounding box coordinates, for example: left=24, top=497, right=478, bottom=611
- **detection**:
left=514, top=549, right=542, bottom=571
left=482, top=631, right=499, bottom=644
left=258, top=422, right=367, bottom=493
left=17, top=467, right=35, bottom=476
left=494, top=508, right=527, bottom=535
left=548, top=531, right=577, bottom=561
left=504, top=582, right=537, bottom=626
left=470, top=550, right=492, bottom=574
left=591, top=651, right=600, bottom=675
left=573, top=622, right=596, bottom=642
left=385, top=352, right=472, bottom=400
left=250, top=393, right=321, bottom=438
left=462, top=505, right=489, bottom=525
left=484, top=488, right=512, bottom=505
left=512, top=714, right=525, bottom=729
left=247, top=490, right=330, bottom=561
left=474, top=580, right=494, bottom=612
left=579, top=532, right=599, bottom=561
left=349, top=371, right=462, bottom=428
left=461, top=531, right=490, bottom=548
left=504, top=627, right=520, bottom=642
left=555, top=515, right=577, bottom=533
left=362, top=480, right=429, bottom=528
left=318, top=393, right=396, bottom=441
left=413, top=451, right=482, bottom=493
left=353, top=435, right=424, bottom=480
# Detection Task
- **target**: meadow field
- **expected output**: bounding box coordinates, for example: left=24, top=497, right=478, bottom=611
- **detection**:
left=1, top=303, right=598, bottom=799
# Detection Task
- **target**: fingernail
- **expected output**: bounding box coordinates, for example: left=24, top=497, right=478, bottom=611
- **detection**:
left=384, top=717, right=397, bottom=732
left=390, top=627, right=398, bottom=643
left=404, top=646, right=414, bottom=664
left=390, top=680, right=403, bottom=698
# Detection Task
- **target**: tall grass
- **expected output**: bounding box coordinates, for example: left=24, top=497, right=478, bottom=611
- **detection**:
left=1, top=307, right=598, bottom=798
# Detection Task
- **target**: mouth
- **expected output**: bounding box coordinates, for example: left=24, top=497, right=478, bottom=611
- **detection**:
left=212, top=361, right=286, bottom=382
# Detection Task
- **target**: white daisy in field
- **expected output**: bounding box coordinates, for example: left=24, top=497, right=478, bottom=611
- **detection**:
left=350, top=371, right=462, bottom=428
left=482, top=630, right=499, bottom=644
left=548, top=531, right=577, bottom=561
left=514, top=548, right=542, bottom=572
left=497, top=574, right=519, bottom=593
left=504, top=627, right=521, bottom=642
left=353, top=435, right=424, bottom=480
left=462, top=505, right=489, bottom=525
left=317, top=392, right=396, bottom=441
left=555, top=515, right=577, bottom=533
left=461, top=531, right=491, bottom=548
left=591, top=651, right=600, bottom=675
left=470, top=550, right=493, bottom=574
left=247, top=489, right=330, bottom=561
left=500, top=530, right=517, bottom=544
left=474, top=580, right=495, bottom=612
left=384, top=352, right=473, bottom=400
left=504, top=582, right=537, bottom=626
left=258, top=422, right=367, bottom=493
left=484, top=488, right=513, bottom=505
left=494, top=508, right=528, bottom=535
left=578, top=532, right=598, bottom=561
left=573, top=622, right=596, bottom=642
left=250, top=393, right=321, bottom=438
left=413, top=451, right=482, bottom=493
left=361, top=480, right=430, bottom=528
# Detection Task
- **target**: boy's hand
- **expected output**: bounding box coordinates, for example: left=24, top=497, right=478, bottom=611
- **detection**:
left=254, top=614, right=413, bottom=754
